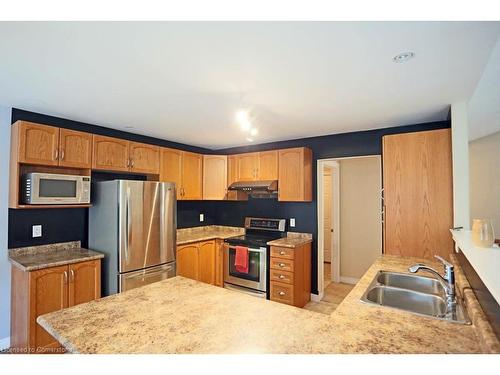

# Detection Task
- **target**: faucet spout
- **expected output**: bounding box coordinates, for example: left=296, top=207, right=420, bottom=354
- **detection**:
left=408, top=256, right=456, bottom=303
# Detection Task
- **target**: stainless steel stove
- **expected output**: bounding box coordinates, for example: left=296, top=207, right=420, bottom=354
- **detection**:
left=223, top=217, right=286, bottom=298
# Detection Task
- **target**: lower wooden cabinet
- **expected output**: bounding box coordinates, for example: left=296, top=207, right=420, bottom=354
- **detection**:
left=269, top=243, right=311, bottom=307
left=10, top=259, right=101, bottom=353
left=177, top=239, right=224, bottom=287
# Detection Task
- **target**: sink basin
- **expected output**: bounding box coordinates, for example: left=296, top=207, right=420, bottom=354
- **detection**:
left=365, top=286, right=447, bottom=317
left=360, top=270, right=470, bottom=324
left=376, top=271, right=445, bottom=296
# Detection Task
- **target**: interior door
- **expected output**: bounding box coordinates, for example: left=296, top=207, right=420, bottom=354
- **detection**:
left=119, top=263, right=176, bottom=292
left=119, top=180, right=163, bottom=273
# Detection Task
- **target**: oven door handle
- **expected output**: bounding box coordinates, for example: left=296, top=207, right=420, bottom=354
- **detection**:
left=225, top=245, right=265, bottom=253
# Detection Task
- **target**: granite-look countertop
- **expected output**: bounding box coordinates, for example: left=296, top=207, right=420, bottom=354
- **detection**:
left=267, top=232, right=313, bottom=248
left=37, top=254, right=494, bottom=354
left=176, top=225, right=244, bottom=245
left=9, top=241, right=104, bottom=272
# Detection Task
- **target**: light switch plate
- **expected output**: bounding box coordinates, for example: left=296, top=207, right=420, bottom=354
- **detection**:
left=290, top=218, right=296, bottom=227
left=199, top=213, right=204, bottom=222
left=32, top=225, right=42, bottom=238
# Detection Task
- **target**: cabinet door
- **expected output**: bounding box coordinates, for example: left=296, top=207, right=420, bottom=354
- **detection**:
left=198, top=240, right=216, bottom=285
left=237, top=153, right=259, bottom=181
left=92, top=135, right=130, bottom=172
left=258, top=150, right=278, bottom=180
left=68, top=260, right=101, bottom=307
left=59, top=128, right=93, bottom=168
left=203, top=155, right=227, bottom=200
left=383, top=129, right=453, bottom=260
left=176, top=244, right=199, bottom=280
left=29, top=265, right=68, bottom=351
left=215, top=240, right=224, bottom=287
left=182, top=152, right=203, bottom=200
left=129, top=142, right=159, bottom=174
left=18, top=121, right=59, bottom=166
left=159, top=148, right=183, bottom=200
left=278, top=147, right=312, bottom=201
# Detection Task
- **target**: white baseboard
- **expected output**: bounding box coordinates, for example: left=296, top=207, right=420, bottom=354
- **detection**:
left=0, top=336, right=10, bottom=351
left=310, top=292, right=324, bottom=302
left=340, top=276, right=360, bottom=285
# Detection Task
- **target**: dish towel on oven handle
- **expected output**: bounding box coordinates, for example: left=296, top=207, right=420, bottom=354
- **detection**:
left=234, top=246, right=249, bottom=274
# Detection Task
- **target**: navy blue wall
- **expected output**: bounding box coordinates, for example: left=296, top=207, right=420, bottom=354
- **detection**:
left=8, top=108, right=450, bottom=294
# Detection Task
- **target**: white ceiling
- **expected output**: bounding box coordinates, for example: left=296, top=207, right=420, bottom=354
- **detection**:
left=0, top=22, right=499, bottom=149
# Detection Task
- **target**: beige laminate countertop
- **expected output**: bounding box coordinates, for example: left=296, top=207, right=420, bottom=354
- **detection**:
left=176, top=225, right=244, bottom=245
left=267, top=232, right=313, bottom=248
left=37, top=254, right=493, bottom=354
left=8, top=241, right=104, bottom=272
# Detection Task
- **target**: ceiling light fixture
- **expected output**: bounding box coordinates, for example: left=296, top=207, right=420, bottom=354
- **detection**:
left=250, top=128, right=258, bottom=136
left=392, top=52, right=415, bottom=63
left=236, top=110, right=251, bottom=131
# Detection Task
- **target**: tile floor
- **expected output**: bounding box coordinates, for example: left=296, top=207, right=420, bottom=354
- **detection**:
left=303, top=262, right=355, bottom=315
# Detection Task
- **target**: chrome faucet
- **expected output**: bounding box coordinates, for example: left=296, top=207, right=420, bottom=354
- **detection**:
left=408, top=255, right=456, bottom=304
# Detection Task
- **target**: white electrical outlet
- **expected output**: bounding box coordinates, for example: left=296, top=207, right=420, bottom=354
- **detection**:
left=32, top=225, right=42, bottom=238
left=290, top=218, right=296, bottom=227
left=199, top=213, right=204, bottom=222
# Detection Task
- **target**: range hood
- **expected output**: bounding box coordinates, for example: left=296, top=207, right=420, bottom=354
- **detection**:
left=228, top=180, right=278, bottom=199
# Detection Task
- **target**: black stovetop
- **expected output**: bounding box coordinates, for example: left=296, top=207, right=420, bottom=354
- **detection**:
left=224, top=231, right=285, bottom=248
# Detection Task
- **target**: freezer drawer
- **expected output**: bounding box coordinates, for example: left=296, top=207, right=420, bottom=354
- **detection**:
left=118, top=262, right=176, bottom=293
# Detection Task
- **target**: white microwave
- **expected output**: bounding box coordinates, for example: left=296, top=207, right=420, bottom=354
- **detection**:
left=21, top=173, right=91, bottom=205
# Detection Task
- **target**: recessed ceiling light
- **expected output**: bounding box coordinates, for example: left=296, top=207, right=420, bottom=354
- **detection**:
left=393, top=52, right=415, bottom=63
left=250, top=128, right=258, bottom=136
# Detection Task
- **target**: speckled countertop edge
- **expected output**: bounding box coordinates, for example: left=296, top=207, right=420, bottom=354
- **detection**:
left=8, top=241, right=104, bottom=271
left=176, top=225, right=245, bottom=245
left=267, top=232, right=313, bottom=248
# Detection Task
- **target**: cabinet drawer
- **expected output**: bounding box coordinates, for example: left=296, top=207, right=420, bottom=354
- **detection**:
left=270, top=281, right=294, bottom=305
left=270, top=269, right=293, bottom=284
left=270, top=247, right=294, bottom=260
left=270, top=257, right=294, bottom=272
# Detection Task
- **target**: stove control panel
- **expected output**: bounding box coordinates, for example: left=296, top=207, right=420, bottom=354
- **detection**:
left=245, top=217, right=286, bottom=232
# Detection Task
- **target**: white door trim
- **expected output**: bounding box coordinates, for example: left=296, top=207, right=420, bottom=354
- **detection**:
left=0, top=336, right=10, bottom=351
left=317, top=155, right=380, bottom=297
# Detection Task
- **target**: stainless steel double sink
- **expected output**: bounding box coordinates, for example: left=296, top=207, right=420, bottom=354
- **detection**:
left=360, top=271, right=470, bottom=324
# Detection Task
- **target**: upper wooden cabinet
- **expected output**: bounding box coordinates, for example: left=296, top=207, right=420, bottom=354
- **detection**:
left=92, top=135, right=159, bottom=174
left=278, top=147, right=312, bottom=202
left=10, top=259, right=101, bottom=353
left=234, top=151, right=278, bottom=181
left=160, top=148, right=202, bottom=200
left=382, top=129, right=453, bottom=261
left=258, top=150, right=278, bottom=180
left=129, top=141, right=159, bottom=174
left=182, top=152, right=203, bottom=200
left=59, top=129, right=93, bottom=168
left=92, top=135, right=130, bottom=172
left=237, top=152, right=259, bottom=181
left=16, top=122, right=60, bottom=166
left=203, top=155, right=227, bottom=200
left=13, top=121, right=92, bottom=168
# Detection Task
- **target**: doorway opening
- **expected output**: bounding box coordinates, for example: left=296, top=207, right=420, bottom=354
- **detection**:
left=316, top=155, right=383, bottom=300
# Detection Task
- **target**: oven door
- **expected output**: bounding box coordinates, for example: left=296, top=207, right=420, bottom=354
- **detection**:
left=224, top=244, right=267, bottom=292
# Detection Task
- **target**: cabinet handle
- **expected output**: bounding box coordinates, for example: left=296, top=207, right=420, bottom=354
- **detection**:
left=60, top=149, right=65, bottom=160
left=279, top=275, right=285, bottom=279
left=70, top=269, right=75, bottom=282
left=54, top=149, right=59, bottom=161
left=130, top=159, right=135, bottom=168
left=279, top=251, right=286, bottom=255
left=278, top=291, right=286, bottom=296
left=63, top=271, right=68, bottom=284
left=279, top=263, right=286, bottom=268
left=126, top=158, right=130, bottom=167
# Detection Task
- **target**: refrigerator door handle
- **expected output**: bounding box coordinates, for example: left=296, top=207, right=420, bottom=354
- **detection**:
left=125, top=186, right=132, bottom=261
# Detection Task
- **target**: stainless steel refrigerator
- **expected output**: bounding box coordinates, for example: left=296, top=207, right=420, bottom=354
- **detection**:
left=89, top=180, right=176, bottom=296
